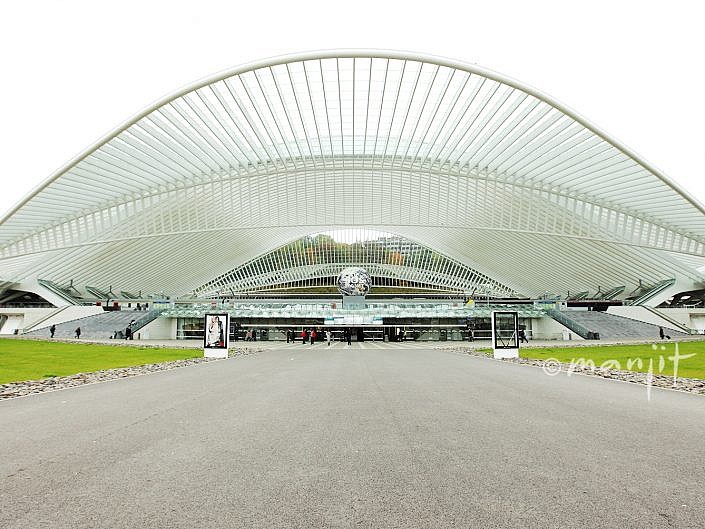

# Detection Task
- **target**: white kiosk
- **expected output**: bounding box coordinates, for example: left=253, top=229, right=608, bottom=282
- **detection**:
left=491, top=311, right=519, bottom=359
left=203, top=313, right=229, bottom=359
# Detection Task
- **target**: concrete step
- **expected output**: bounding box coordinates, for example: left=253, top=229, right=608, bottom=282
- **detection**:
left=25, top=311, right=146, bottom=340
left=562, top=310, right=687, bottom=340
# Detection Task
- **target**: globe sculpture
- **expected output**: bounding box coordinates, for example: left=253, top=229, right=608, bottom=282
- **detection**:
left=337, top=267, right=372, bottom=296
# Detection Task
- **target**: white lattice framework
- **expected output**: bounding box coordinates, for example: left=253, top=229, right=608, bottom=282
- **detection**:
left=1, top=50, right=705, bottom=299
left=195, top=229, right=518, bottom=296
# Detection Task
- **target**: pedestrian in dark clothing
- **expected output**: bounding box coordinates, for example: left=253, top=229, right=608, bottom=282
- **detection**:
left=75, top=327, right=81, bottom=339
left=286, top=329, right=291, bottom=343
left=50, top=324, right=56, bottom=338
left=659, top=327, right=665, bottom=340
left=519, top=328, right=529, bottom=343
left=125, top=326, right=132, bottom=340
left=346, top=328, right=352, bottom=345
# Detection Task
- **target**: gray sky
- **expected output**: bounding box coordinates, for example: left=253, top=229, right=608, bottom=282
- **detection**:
left=2, top=0, right=704, bottom=217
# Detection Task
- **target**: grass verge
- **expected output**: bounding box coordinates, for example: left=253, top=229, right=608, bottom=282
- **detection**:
left=0, top=338, right=200, bottom=384
left=520, top=341, right=705, bottom=380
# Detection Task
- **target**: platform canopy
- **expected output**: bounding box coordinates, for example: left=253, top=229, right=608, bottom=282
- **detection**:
left=1, top=50, right=705, bottom=299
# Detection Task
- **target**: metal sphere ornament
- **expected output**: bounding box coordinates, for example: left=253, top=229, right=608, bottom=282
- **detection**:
left=337, top=267, right=372, bottom=296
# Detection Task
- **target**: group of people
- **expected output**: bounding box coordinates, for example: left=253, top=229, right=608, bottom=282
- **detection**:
left=104, top=319, right=138, bottom=340
left=50, top=319, right=140, bottom=340
left=285, top=328, right=353, bottom=346
left=244, top=329, right=259, bottom=341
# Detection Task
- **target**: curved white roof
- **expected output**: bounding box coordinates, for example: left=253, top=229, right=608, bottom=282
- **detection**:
left=1, top=50, right=704, bottom=298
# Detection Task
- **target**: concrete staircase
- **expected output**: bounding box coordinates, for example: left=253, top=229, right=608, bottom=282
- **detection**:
left=25, top=311, right=144, bottom=340
left=560, top=310, right=687, bottom=340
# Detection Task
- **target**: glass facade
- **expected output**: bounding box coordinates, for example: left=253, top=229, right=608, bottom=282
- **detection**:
left=194, top=229, right=518, bottom=297
left=169, top=301, right=539, bottom=341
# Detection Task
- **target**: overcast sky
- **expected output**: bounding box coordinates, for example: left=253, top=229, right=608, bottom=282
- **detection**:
left=1, top=0, right=703, bottom=218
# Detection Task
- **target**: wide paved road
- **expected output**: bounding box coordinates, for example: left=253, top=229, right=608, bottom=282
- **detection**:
left=2, top=346, right=704, bottom=528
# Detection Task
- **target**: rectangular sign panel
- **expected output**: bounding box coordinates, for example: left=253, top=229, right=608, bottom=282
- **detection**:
left=204, top=313, right=229, bottom=358
left=491, top=310, right=519, bottom=359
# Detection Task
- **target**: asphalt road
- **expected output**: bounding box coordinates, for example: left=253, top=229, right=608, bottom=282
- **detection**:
left=1, top=346, right=704, bottom=528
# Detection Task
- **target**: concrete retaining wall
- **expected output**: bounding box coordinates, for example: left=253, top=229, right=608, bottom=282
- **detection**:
left=26, top=306, right=105, bottom=332
left=0, top=308, right=58, bottom=334
left=606, top=306, right=684, bottom=333
left=137, top=317, right=177, bottom=340
left=655, top=308, right=705, bottom=333
left=531, top=316, right=585, bottom=341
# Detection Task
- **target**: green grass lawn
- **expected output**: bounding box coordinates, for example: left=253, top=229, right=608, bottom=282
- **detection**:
left=0, top=338, right=200, bottom=384
left=520, top=341, right=705, bottom=380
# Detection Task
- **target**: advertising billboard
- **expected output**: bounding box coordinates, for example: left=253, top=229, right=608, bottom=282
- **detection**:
left=204, top=313, right=229, bottom=358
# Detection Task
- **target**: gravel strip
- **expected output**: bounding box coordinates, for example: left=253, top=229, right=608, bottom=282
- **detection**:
left=442, top=345, right=705, bottom=395
left=0, top=346, right=263, bottom=400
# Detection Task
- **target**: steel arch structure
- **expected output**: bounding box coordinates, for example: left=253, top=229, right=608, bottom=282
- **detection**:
left=193, top=229, right=519, bottom=297
left=1, top=50, right=704, bottom=300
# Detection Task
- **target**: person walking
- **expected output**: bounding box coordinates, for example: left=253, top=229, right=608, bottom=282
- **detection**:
left=125, top=325, right=132, bottom=340
left=346, top=328, right=352, bottom=346
left=286, top=329, right=291, bottom=343
left=49, top=324, right=56, bottom=338
left=310, top=329, right=317, bottom=345
left=301, top=329, right=307, bottom=344
left=659, top=326, right=671, bottom=340
left=519, top=328, right=529, bottom=343
left=245, top=329, right=252, bottom=341
left=75, top=327, right=81, bottom=339
left=326, top=329, right=332, bottom=346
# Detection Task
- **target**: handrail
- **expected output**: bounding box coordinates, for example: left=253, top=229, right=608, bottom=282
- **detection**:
left=567, top=291, right=589, bottom=301
left=544, top=308, right=596, bottom=339
left=85, top=286, right=110, bottom=299
left=120, top=290, right=140, bottom=300
left=130, top=309, right=164, bottom=332
left=643, top=306, right=694, bottom=334
left=37, top=279, right=82, bottom=306
left=22, top=305, right=69, bottom=332
left=628, top=278, right=676, bottom=306
left=595, top=286, right=625, bottom=300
